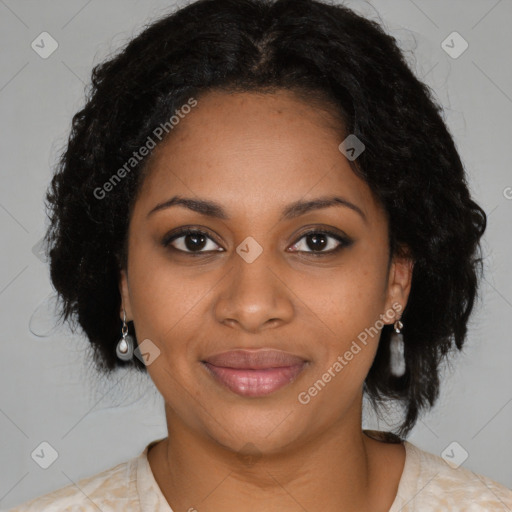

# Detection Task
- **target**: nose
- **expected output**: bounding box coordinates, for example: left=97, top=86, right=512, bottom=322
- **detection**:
left=213, top=247, right=294, bottom=333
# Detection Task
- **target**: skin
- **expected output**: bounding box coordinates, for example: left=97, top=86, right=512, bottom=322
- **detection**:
left=119, top=89, right=414, bottom=512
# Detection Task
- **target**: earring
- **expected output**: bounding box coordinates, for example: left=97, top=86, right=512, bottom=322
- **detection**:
left=389, top=314, right=405, bottom=377
left=116, top=309, right=134, bottom=361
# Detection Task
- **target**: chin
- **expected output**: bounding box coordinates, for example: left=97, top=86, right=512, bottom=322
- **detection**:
left=198, top=402, right=307, bottom=455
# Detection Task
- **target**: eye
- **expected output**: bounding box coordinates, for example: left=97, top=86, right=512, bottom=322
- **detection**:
left=162, top=227, right=353, bottom=256
left=288, top=229, right=353, bottom=256
left=162, top=228, right=223, bottom=254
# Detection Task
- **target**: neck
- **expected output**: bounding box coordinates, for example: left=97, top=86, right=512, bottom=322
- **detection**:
left=147, top=397, right=402, bottom=512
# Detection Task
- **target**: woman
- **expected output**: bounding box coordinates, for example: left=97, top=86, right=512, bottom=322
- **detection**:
left=9, top=0, right=512, bottom=510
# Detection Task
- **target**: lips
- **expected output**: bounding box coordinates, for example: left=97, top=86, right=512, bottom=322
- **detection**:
left=204, top=349, right=306, bottom=369
left=202, top=349, right=308, bottom=397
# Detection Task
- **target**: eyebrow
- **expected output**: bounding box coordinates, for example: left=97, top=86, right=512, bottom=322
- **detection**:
left=147, top=194, right=367, bottom=224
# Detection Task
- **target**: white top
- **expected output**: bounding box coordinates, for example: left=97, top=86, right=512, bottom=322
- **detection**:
left=7, top=434, right=512, bottom=511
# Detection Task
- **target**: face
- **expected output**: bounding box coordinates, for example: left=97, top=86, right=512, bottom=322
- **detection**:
left=119, top=89, right=413, bottom=455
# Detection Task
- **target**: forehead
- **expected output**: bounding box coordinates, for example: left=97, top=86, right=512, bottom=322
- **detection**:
left=133, top=90, right=382, bottom=226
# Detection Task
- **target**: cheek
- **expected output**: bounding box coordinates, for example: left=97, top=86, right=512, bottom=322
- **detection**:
left=126, top=246, right=204, bottom=353
left=294, top=276, right=383, bottom=414
left=288, top=253, right=387, bottom=390
left=295, top=253, right=387, bottom=339
left=126, top=253, right=207, bottom=412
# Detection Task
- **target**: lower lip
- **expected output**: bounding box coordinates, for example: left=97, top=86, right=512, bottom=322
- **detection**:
left=202, top=362, right=306, bottom=397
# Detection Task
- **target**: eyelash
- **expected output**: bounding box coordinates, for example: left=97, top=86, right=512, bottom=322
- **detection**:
left=162, top=227, right=353, bottom=257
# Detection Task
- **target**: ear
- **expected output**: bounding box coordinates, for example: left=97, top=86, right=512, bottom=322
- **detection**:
left=383, top=248, right=414, bottom=323
left=119, top=268, right=133, bottom=321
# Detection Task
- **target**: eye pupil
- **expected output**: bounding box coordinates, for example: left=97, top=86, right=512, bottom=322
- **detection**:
left=307, top=233, right=328, bottom=251
left=185, top=232, right=207, bottom=251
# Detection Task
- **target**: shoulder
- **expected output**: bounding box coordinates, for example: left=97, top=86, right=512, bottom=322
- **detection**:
left=6, top=456, right=138, bottom=512
left=396, top=440, right=512, bottom=510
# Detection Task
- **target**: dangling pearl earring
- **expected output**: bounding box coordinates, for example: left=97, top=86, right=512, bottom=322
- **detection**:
left=389, top=313, right=405, bottom=377
left=116, top=309, right=134, bottom=361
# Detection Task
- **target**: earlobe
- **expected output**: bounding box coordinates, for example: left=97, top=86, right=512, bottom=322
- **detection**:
left=118, top=268, right=132, bottom=320
left=385, top=254, right=414, bottom=318
left=394, top=255, right=414, bottom=300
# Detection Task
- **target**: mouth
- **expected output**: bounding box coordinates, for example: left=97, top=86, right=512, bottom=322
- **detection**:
left=201, top=349, right=308, bottom=398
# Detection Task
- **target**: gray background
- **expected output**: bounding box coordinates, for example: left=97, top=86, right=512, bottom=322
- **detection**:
left=1, top=0, right=511, bottom=508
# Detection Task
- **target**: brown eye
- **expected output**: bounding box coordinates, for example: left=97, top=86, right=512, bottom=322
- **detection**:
left=289, top=230, right=353, bottom=255
left=163, top=229, right=223, bottom=253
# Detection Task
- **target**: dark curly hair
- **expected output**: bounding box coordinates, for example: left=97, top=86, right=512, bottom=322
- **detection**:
left=43, top=0, right=486, bottom=438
